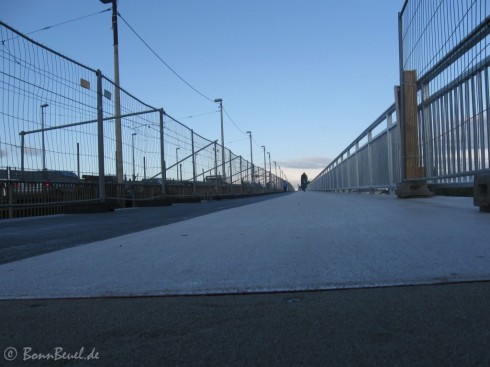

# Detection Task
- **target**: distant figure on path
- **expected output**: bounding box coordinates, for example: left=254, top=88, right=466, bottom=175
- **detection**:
left=300, top=172, right=308, bottom=192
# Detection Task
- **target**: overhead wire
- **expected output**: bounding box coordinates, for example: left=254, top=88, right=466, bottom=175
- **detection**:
left=117, top=12, right=214, bottom=103
left=177, top=110, right=219, bottom=120
left=1, top=8, right=112, bottom=43
left=117, top=11, right=257, bottom=148
left=223, top=106, right=247, bottom=135
left=114, top=11, right=257, bottom=152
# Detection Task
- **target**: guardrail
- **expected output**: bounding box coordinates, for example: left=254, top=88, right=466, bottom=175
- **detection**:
left=308, top=105, right=401, bottom=192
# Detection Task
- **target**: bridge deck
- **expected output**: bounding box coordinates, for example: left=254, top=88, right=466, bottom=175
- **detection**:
left=0, top=192, right=488, bottom=299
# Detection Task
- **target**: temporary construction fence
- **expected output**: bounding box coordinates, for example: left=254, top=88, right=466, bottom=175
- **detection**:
left=0, top=21, right=289, bottom=219
left=309, top=0, right=489, bottom=193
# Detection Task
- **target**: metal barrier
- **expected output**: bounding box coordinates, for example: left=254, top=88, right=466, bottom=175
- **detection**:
left=308, top=105, right=401, bottom=192
left=310, top=0, right=489, bottom=192
left=0, top=21, right=290, bottom=219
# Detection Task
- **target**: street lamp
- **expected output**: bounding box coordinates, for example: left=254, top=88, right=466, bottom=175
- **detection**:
left=214, top=98, right=225, bottom=181
left=246, top=131, right=253, bottom=184
left=176, top=147, right=180, bottom=181
left=131, top=132, right=137, bottom=181
left=100, top=0, right=123, bottom=184
left=40, top=103, right=49, bottom=172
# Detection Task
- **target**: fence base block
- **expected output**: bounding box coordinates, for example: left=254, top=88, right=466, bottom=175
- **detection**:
left=396, top=180, right=434, bottom=198
left=473, top=173, right=490, bottom=212
left=64, top=202, right=116, bottom=214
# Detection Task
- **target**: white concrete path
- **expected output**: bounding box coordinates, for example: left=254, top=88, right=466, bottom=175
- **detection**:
left=0, top=192, right=489, bottom=299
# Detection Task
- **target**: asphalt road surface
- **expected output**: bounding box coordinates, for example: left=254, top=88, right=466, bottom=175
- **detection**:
left=0, top=193, right=291, bottom=265
left=1, top=192, right=489, bottom=366
left=1, top=282, right=490, bottom=366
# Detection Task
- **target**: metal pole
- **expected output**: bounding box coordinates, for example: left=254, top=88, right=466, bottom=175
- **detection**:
left=132, top=133, right=137, bottom=181
left=159, top=109, right=166, bottom=195
left=176, top=147, right=180, bottom=181
left=214, top=141, right=218, bottom=193
left=96, top=70, right=106, bottom=202
left=101, top=0, right=123, bottom=184
left=229, top=150, right=232, bottom=185
left=240, top=156, right=243, bottom=193
left=262, top=145, right=266, bottom=190
left=274, top=161, right=277, bottom=190
left=77, top=142, right=80, bottom=179
left=40, top=103, right=48, bottom=172
left=20, top=132, right=25, bottom=174
left=267, top=152, right=271, bottom=191
left=191, top=129, right=196, bottom=194
left=215, top=99, right=225, bottom=181
left=398, top=11, right=406, bottom=181
left=247, top=131, right=253, bottom=184
left=143, top=156, right=146, bottom=179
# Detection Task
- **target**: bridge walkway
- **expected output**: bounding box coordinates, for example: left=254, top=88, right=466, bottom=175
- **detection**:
left=0, top=191, right=487, bottom=299
left=1, top=192, right=489, bottom=366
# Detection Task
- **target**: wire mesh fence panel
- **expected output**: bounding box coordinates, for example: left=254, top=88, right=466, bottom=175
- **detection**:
left=1, top=21, right=99, bottom=179
left=311, top=1, right=489, bottom=191
left=193, top=131, right=216, bottom=183
left=100, top=76, right=161, bottom=183
left=1, top=20, right=290, bottom=218
left=401, top=0, right=490, bottom=183
left=163, top=115, right=195, bottom=182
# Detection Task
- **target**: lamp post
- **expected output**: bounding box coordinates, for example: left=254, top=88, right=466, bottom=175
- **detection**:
left=100, top=0, right=123, bottom=184
left=214, top=98, right=225, bottom=181
left=131, top=132, right=137, bottom=181
left=40, top=103, right=49, bottom=172
left=176, top=147, right=180, bottom=181
left=246, top=131, right=253, bottom=184
left=261, top=145, right=266, bottom=190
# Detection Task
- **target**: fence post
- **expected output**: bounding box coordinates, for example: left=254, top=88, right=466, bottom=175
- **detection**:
left=8, top=177, right=13, bottom=219
left=159, top=109, right=166, bottom=195
left=347, top=150, right=351, bottom=191
left=191, top=129, right=196, bottom=195
left=396, top=70, right=433, bottom=197
left=387, top=112, right=394, bottom=191
left=368, top=131, right=373, bottom=191
left=20, top=132, right=25, bottom=177
left=355, top=142, right=360, bottom=190
left=77, top=142, right=80, bottom=179
left=240, top=156, right=243, bottom=194
left=229, top=150, right=232, bottom=193
left=214, top=141, right=218, bottom=193
left=96, top=70, right=106, bottom=202
left=398, top=11, right=406, bottom=183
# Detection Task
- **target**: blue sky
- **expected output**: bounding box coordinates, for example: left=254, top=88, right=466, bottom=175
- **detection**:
left=1, top=0, right=404, bottom=187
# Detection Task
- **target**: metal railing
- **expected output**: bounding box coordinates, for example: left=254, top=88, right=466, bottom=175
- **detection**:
left=308, top=105, right=401, bottom=192
left=310, top=0, right=489, bottom=192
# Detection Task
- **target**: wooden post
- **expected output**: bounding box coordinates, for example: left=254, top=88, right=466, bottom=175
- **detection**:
left=403, top=70, right=424, bottom=179
left=396, top=70, right=433, bottom=198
